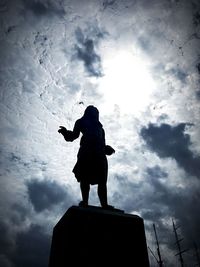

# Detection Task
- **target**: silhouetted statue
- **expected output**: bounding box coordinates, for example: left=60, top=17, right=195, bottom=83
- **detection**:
left=58, top=105, right=115, bottom=209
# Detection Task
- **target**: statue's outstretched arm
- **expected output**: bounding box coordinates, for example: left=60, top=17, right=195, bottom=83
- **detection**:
left=58, top=120, right=80, bottom=142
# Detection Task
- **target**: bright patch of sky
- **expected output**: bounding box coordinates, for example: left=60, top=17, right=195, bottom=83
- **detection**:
left=99, top=49, right=156, bottom=115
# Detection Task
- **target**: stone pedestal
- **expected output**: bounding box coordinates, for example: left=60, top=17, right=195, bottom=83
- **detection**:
left=49, top=205, right=150, bottom=267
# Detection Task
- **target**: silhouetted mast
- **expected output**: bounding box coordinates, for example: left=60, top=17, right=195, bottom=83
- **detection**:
left=172, top=219, right=188, bottom=267
left=152, top=223, right=164, bottom=267
left=147, top=224, right=163, bottom=266
left=148, top=246, right=161, bottom=267
left=194, top=242, right=200, bottom=267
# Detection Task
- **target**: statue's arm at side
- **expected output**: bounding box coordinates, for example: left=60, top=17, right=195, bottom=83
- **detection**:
left=58, top=120, right=80, bottom=142
left=102, top=128, right=115, bottom=155
left=105, top=145, right=115, bottom=155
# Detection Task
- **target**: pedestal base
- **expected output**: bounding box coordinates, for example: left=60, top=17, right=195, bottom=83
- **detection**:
left=49, top=205, right=150, bottom=267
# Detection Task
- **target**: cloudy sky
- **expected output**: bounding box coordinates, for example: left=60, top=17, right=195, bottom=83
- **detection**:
left=0, top=0, right=200, bottom=266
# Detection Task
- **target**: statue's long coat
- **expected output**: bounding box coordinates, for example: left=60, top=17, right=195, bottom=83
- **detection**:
left=63, top=117, right=108, bottom=185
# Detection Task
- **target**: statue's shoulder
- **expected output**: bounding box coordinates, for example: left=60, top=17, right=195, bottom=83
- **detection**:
left=75, top=118, right=85, bottom=132
left=75, top=118, right=82, bottom=127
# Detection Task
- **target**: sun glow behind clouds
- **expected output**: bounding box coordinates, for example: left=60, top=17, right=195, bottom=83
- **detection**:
left=99, top=51, right=155, bottom=115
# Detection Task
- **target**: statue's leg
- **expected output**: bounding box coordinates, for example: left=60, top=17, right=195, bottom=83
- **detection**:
left=97, top=182, right=108, bottom=207
left=98, top=182, right=114, bottom=209
left=80, top=181, right=90, bottom=206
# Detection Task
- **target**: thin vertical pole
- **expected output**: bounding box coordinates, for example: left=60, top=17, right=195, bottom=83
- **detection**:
left=153, top=223, right=164, bottom=267
left=172, top=219, right=188, bottom=267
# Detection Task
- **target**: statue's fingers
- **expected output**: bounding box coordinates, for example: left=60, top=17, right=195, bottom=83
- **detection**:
left=59, top=126, right=67, bottom=131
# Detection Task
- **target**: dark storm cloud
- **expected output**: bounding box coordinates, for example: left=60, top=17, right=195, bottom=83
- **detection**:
left=193, top=11, right=200, bottom=27
left=168, top=68, right=187, bottom=83
left=197, top=62, right=200, bottom=75
left=144, top=166, right=173, bottom=214
left=5, top=25, right=16, bottom=35
left=140, top=123, right=200, bottom=178
left=23, top=0, right=65, bottom=17
left=196, top=90, right=200, bottom=100
left=10, top=203, right=29, bottom=225
left=0, top=221, right=12, bottom=257
left=144, top=172, right=200, bottom=257
left=102, top=0, right=116, bottom=10
left=12, top=224, right=50, bottom=267
left=192, top=1, right=200, bottom=27
left=74, top=27, right=104, bottom=77
left=146, top=165, right=168, bottom=180
left=0, top=204, right=34, bottom=267
left=112, top=167, right=200, bottom=265
left=112, top=167, right=170, bottom=220
left=27, top=179, right=69, bottom=212
left=0, top=0, right=7, bottom=13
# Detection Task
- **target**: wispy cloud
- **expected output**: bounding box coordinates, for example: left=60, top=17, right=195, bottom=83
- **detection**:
left=74, top=26, right=105, bottom=77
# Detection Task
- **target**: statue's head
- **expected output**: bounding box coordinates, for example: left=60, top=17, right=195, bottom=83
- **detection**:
left=84, top=105, right=99, bottom=121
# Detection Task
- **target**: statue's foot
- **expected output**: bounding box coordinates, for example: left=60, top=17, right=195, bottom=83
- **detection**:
left=79, top=201, right=88, bottom=207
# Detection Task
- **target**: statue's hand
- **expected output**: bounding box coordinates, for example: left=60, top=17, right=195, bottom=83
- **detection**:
left=105, top=145, right=115, bottom=156
left=58, top=126, right=67, bottom=134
